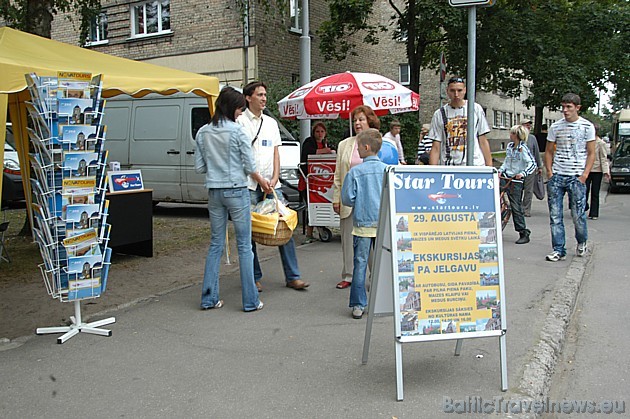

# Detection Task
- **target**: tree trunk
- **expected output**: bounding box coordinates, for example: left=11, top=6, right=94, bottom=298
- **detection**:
left=24, top=0, right=54, bottom=38
left=534, top=105, right=544, bottom=134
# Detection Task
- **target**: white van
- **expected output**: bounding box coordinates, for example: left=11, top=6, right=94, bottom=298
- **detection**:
left=102, top=93, right=300, bottom=204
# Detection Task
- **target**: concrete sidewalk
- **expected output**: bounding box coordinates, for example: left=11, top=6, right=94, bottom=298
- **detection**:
left=0, top=193, right=623, bottom=418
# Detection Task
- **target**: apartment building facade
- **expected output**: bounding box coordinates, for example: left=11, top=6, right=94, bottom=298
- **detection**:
left=48, top=0, right=560, bottom=150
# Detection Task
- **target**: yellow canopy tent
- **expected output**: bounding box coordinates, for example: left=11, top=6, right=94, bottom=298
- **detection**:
left=0, top=26, right=220, bottom=206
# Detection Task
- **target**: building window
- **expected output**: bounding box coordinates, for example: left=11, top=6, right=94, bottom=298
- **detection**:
left=494, top=110, right=502, bottom=128
left=493, top=111, right=512, bottom=129
left=399, top=64, right=410, bottom=86
left=131, top=0, right=171, bottom=38
left=290, top=0, right=301, bottom=33
left=87, top=12, right=108, bottom=45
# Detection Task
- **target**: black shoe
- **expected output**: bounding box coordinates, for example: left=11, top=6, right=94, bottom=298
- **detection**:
left=515, top=232, right=530, bottom=244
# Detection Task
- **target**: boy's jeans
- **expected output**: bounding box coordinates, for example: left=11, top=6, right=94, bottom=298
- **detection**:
left=547, top=174, right=588, bottom=256
left=349, top=235, right=375, bottom=308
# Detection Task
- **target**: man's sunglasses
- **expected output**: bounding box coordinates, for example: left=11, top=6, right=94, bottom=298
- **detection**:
left=447, top=77, right=465, bottom=85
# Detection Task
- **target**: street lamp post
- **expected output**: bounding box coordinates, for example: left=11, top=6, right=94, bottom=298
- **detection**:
left=299, top=0, right=311, bottom=143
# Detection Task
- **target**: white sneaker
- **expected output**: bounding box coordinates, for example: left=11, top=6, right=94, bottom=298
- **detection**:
left=352, top=306, right=364, bottom=319
left=576, top=242, right=588, bottom=257
left=546, top=251, right=566, bottom=262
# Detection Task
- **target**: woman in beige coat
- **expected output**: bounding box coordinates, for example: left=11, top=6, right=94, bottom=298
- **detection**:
left=332, top=105, right=380, bottom=289
left=585, top=134, right=610, bottom=220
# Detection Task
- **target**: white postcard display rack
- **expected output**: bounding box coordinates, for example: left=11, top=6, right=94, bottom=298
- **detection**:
left=24, top=72, right=115, bottom=344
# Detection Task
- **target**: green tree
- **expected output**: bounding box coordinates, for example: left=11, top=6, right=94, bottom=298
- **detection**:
left=318, top=0, right=461, bottom=94
left=318, top=0, right=629, bottom=133
left=0, top=0, right=101, bottom=41
left=445, top=0, right=629, bottom=132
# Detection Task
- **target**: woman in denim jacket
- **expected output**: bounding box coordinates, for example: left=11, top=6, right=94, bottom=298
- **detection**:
left=498, top=125, right=537, bottom=244
left=195, top=87, right=267, bottom=312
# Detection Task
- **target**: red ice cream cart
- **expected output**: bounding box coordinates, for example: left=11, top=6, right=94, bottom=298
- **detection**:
left=305, top=154, right=340, bottom=242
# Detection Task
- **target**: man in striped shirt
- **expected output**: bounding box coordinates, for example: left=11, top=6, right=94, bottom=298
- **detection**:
left=544, top=93, right=596, bottom=262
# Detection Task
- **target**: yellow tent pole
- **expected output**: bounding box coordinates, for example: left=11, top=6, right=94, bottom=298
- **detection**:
left=0, top=93, right=7, bottom=206
left=7, top=91, right=34, bottom=231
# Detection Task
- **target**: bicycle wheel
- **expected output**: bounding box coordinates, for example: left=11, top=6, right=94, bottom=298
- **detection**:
left=500, top=191, right=511, bottom=231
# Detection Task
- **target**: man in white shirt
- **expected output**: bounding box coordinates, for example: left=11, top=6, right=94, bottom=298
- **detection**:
left=427, top=77, right=493, bottom=166
left=237, top=81, right=310, bottom=291
left=544, top=93, right=595, bottom=262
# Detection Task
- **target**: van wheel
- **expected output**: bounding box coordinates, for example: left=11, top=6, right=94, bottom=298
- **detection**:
left=318, top=227, right=332, bottom=242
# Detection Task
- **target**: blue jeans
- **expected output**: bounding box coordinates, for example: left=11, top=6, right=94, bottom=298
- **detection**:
left=547, top=175, right=588, bottom=256
left=201, top=187, right=260, bottom=311
left=349, top=236, right=374, bottom=308
left=250, top=188, right=301, bottom=283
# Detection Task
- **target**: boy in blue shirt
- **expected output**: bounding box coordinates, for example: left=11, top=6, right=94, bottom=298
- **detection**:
left=341, top=129, right=388, bottom=319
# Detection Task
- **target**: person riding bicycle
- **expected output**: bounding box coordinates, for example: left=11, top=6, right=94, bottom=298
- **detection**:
left=498, top=125, right=537, bottom=244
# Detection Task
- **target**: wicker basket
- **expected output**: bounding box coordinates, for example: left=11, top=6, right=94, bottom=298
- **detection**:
left=252, top=217, right=293, bottom=246
left=251, top=190, right=297, bottom=246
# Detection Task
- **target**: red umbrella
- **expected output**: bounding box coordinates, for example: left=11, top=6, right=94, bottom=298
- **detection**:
left=277, top=72, right=419, bottom=119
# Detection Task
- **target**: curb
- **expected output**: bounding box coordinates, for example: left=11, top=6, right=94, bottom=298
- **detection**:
left=500, top=245, right=594, bottom=418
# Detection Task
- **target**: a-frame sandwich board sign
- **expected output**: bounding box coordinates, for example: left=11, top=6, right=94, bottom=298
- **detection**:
left=362, top=165, right=508, bottom=400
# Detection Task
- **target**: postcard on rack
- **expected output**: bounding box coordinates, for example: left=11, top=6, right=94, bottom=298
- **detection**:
left=108, top=170, right=144, bottom=193
left=27, top=128, right=53, bottom=166
left=67, top=253, right=102, bottom=276
left=63, top=152, right=99, bottom=178
left=67, top=277, right=102, bottom=300
left=62, top=177, right=96, bottom=194
left=63, top=228, right=101, bottom=257
left=66, top=203, right=100, bottom=236
left=25, top=73, right=45, bottom=113
left=60, top=124, right=99, bottom=151
left=57, top=98, right=95, bottom=125
left=67, top=253, right=102, bottom=300
left=58, top=71, right=92, bottom=99
left=86, top=98, right=106, bottom=126
left=61, top=191, right=95, bottom=220
left=25, top=101, right=52, bottom=141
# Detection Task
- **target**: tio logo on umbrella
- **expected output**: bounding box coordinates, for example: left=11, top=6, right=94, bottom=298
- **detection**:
left=362, top=82, right=395, bottom=91
left=316, top=83, right=353, bottom=94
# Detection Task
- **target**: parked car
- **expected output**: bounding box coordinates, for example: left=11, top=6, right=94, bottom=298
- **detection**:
left=3, top=123, right=24, bottom=202
left=609, top=138, right=630, bottom=193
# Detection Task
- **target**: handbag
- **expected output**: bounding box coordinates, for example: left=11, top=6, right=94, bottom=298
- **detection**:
left=251, top=190, right=298, bottom=246
left=533, top=172, right=545, bottom=200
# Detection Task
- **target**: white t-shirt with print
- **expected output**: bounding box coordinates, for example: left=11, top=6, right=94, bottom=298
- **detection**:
left=237, top=108, right=282, bottom=190
left=547, top=116, right=595, bottom=176
left=426, top=101, right=490, bottom=166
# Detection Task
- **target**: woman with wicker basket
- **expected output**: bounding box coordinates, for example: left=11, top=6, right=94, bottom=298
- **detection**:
left=195, top=86, right=266, bottom=312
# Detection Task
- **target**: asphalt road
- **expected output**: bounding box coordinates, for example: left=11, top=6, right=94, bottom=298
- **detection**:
left=1, top=186, right=628, bottom=418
